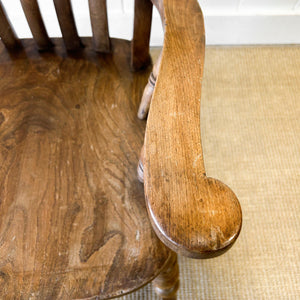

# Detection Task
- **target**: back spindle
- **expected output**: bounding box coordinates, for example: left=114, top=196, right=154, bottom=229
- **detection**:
left=53, top=0, right=81, bottom=51
left=20, top=0, right=52, bottom=50
left=131, top=0, right=153, bottom=70
left=0, top=2, right=20, bottom=49
left=88, top=0, right=110, bottom=53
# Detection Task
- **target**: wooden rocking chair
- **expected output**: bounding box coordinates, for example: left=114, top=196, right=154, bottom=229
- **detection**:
left=0, top=0, right=242, bottom=299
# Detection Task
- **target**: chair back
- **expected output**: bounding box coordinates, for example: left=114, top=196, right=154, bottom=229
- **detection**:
left=0, top=0, right=153, bottom=70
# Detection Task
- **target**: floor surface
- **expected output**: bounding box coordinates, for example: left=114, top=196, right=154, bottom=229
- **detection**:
left=122, top=46, right=300, bottom=299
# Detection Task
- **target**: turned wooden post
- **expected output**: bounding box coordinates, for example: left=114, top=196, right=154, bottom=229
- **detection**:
left=131, top=0, right=153, bottom=70
left=153, top=252, right=179, bottom=299
left=137, top=145, right=145, bottom=183
left=53, top=0, right=81, bottom=50
left=137, top=51, right=162, bottom=119
left=88, top=0, right=110, bottom=53
left=0, top=2, right=20, bottom=49
left=20, top=0, right=53, bottom=50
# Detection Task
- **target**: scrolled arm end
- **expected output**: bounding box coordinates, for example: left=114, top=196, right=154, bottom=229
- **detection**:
left=145, top=176, right=242, bottom=259
left=141, top=0, right=242, bottom=259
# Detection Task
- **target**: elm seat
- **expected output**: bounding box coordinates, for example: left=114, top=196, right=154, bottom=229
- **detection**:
left=0, top=0, right=242, bottom=299
left=0, top=38, right=170, bottom=299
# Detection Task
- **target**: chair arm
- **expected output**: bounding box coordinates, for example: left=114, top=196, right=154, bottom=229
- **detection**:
left=143, top=0, right=242, bottom=259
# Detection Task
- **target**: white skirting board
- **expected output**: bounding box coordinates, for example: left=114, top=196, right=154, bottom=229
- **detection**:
left=203, top=13, right=300, bottom=45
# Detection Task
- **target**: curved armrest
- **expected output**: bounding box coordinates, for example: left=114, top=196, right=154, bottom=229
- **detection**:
left=143, top=0, right=242, bottom=258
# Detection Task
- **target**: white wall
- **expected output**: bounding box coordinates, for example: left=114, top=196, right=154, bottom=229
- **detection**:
left=200, top=0, right=300, bottom=44
left=2, top=0, right=300, bottom=45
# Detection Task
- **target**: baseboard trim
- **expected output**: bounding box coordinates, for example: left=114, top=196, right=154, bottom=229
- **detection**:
left=202, top=14, right=300, bottom=45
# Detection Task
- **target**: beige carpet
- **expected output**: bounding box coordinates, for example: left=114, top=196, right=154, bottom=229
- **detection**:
left=121, top=46, right=300, bottom=299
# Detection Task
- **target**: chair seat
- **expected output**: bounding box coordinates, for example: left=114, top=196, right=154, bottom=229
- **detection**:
left=0, top=38, right=170, bottom=299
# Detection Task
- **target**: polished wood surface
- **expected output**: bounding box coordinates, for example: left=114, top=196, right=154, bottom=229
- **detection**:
left=53, top=0, right=81, bottom=50
left=153, top=252, right=179, bottom=299
left=143, top=0, right=242, bottom=258
left=131, top=0, right=153, bottom=70
left=0, top=2, right=20, bottom=49
left=20, top=0, right=52, bottom=50
left=138, top=51, right=162, bottom=119
left=0, top=0, right=243, bottom=298
left=88, top=0, right=110, bottom=53
left=0, top=38, right=170, bottom=299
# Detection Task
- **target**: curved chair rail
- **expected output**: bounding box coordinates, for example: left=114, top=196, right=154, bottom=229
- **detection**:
left=140, top=0, right=242, bottom=259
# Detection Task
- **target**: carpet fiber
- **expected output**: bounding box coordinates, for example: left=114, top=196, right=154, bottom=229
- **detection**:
left=122, top=46, right=300, bottom=299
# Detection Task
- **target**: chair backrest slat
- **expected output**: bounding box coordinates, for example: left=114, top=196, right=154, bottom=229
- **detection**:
left=0, top=2, right=20, bottom=49
left=20, top=0, right=52, bottom=50
left=0, top=0, right=154, bottom=69
left=88, top=0, right=110, bottom=53
left=53, top=0, right=81, bottom=50
left=131, top=0, right=153, bottom=70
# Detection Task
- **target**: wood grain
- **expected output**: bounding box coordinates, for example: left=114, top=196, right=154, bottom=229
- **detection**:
left=0, top=0, right=243, bottom=297
left=20, top=0, right=52, bottom=50
left=143, top=0, right=242, bottom=258
left=131, top=0, right=153, bottom=71
left=0, top=2, right=20, bottom=49
left=0, top=38, right=170, bottom=299
left=153, top=251, right=179, bottom=299
left=138, top=50, right=162, bottom=119
left=88, top=0, right=110, bottom=53
left=53, top=0, right=81, bottom=50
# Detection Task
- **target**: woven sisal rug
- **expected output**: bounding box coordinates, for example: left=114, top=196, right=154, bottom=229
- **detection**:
left=121, top=46, right=300, bottom=300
